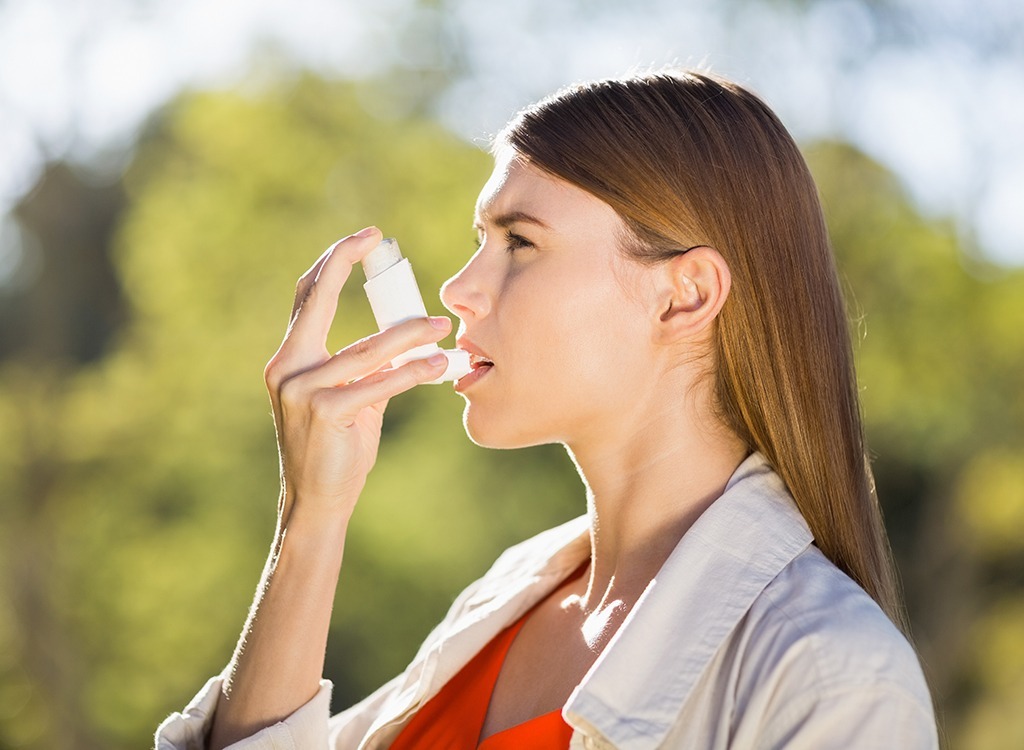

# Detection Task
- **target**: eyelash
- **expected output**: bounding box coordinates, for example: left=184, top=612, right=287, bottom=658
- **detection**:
left=473, top=230, right=535, bottom=254
left=503, top=230, right=532, bottom=253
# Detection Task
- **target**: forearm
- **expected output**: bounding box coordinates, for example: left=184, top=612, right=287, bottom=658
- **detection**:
left=208, top=497, right=350, bottom=750
left=201, top=229, right=450, bottom=749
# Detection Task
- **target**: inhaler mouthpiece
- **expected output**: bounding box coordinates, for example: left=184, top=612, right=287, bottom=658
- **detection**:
left=361, top=238, right=471, bottom=384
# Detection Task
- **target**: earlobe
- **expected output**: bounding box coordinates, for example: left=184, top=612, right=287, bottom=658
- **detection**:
left=656, top=247, right=731, bottom=342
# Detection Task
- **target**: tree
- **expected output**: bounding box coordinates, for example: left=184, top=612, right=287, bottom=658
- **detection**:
left=808, top=141, right=1024, bottom=749
left=1, top=74, right=1021, bottom=749
left=0, top=73, right=570, bottom=748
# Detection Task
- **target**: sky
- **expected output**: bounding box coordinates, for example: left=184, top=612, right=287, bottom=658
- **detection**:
left=1, top=0, right=1022, bottom=271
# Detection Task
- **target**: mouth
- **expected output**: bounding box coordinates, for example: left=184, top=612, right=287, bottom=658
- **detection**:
left=469, top=353, right=494, bottom=370
left=455, top=337, right=494, bottom=391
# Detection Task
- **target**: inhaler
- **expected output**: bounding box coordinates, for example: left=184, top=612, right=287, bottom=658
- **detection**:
left=361, top=238, right=471, bottom=384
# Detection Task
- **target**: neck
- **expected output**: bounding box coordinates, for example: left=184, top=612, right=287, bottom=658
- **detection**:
left=565, top=405, right=748, bottom=615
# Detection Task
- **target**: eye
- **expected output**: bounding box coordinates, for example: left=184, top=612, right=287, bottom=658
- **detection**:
left=504, top=230, right=533, bottom=254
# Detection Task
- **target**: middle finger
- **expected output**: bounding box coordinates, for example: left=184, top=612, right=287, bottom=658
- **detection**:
left=299, top=316, right=452, bottom=389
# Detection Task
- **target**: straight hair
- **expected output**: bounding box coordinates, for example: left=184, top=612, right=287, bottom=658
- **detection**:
left=500, top=70, right=907, bottom=631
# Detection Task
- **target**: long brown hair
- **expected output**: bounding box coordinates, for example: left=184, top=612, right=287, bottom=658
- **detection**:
left=501, top=70, right=906, bottom=630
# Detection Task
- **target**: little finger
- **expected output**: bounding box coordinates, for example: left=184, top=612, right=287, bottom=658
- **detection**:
left=323, top=353, right=450, bottom=418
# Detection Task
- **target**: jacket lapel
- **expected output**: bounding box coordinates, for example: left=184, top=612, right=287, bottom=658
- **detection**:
left=564, top=454, right=814, bottom=749
left=359, top=516, right=591, bottom=748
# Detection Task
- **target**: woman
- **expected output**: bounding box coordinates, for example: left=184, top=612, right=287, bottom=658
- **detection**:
left=157, top=70, right=938, bottom=749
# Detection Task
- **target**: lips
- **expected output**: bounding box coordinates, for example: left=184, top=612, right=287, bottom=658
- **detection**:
left=455, top=336, right=494, bottom=391
left=469, top=353, right=494, bottom=369
left=456, top=337, right=493, bottom=365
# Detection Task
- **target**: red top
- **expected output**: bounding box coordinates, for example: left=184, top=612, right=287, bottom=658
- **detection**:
left=389, top=588, right=580, bottom=749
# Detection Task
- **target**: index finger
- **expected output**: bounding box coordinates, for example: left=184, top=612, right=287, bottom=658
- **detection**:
left=285, top=226, right=383, bottom=355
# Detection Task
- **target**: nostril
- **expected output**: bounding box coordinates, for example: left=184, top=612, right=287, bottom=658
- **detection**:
left=440, top=277, right=482, bottom=318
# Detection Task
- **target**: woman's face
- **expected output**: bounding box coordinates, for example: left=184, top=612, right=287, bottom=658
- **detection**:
left=441, top=150, right=657, bottom=450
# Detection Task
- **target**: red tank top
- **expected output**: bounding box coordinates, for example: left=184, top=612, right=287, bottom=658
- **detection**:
left=389, top=572, right=585, bottom=749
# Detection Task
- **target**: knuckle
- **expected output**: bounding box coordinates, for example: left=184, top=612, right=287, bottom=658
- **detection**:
left=278, top=376, right=304, bottom=408
left=264, top=357, right=284, bottom=389
left=308, top=389, right=351, bottom=427
left=294, top=274, right=318, bottom=302
left=412, top=357, right=437, bottom=379
left=385, top=360, right=427, bottom=391
left=358, top=369, right=390, bottom=389
left=308, top=389, right=331, bottom=418
left=345, top=336, right=376, bottom=362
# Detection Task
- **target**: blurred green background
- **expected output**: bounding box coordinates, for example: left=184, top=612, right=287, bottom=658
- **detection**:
left=1, top=1, right=1022, bottom=748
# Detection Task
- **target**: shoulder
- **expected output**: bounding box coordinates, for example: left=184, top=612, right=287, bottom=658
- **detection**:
left=747, top=545, right=922, bottom=691
left=730, top=545, right=938, bottom=748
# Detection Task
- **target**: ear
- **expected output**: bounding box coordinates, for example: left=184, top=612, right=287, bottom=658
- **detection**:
left=654, top=246, right=731, bottom=343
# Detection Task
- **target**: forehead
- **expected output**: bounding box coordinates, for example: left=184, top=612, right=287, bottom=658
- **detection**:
left=474, top=149, right=621, bottom=231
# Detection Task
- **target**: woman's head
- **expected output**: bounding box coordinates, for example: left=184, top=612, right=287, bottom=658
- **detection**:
left=443, top=150, right=670, bottom=449
left=499, top=72, right=847, bottom=450
left=450, top=69, right=904, bottom=627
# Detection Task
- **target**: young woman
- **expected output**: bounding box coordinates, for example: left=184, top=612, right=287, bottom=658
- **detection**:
left=157, top=71, right=938, bottom=749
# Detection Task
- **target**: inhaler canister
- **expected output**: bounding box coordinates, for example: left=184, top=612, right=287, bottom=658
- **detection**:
left=361, top=238, right=471, bottom=384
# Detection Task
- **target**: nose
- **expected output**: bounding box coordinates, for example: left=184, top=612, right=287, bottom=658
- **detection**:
left=441, top=249, right=492, bottom=321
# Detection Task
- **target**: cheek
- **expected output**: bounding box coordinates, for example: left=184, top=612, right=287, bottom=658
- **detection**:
left=457, top=293, right=575, bottom=448
left=518, top=278, right=641, bottom=401
left=462, top=266, right=648, bottom=448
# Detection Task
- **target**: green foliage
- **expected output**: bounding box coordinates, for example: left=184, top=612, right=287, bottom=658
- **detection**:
left=1, top=80, right=1022, bottom=749
left=0, top=73, right=583, bottom=747
left=807, top=142, right=1024, bottom=750
left=958, top=597, right=1024, bottom=749
left=809, top=142, right=1006, bottom=464
left=955, top=450, right=1024, bottom=558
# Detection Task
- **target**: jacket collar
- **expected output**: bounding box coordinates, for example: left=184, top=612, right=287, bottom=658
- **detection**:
left=360, top=517, right=592, bottom=747
left=564, top=452, right=814, bottom=747
left=362, top=454, right=812, bottom=749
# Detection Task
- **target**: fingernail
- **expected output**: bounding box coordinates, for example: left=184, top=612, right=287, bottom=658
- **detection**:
left=354, top=226, right=378, bottom=238
left=429, top=316, right=452, bottom=330
left=426, top=352, right=447, bottom=366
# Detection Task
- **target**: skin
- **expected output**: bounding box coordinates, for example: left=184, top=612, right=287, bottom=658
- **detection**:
left=208, top=152, right=749, bottom=748
left=209, top=227, right=453, bottom=748
left=443, top=152, right=749, bottom=738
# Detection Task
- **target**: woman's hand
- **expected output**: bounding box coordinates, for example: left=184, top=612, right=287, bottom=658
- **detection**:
left=263, top=226, right=451, bottom=526
left=208, top=227, right=452, bottom=749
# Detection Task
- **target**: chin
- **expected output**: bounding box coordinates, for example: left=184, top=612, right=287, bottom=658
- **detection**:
left=460, top=403, right=548, bottom=451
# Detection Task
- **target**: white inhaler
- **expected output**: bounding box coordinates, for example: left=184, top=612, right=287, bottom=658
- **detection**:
left=361, top=238, right=471, bottom=384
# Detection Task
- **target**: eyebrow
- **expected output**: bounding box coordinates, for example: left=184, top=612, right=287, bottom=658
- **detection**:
left=473, top=210, right=552, bottom=231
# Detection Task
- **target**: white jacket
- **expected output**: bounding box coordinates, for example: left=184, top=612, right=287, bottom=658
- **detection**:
left=156, top=453, right=939, bottom=749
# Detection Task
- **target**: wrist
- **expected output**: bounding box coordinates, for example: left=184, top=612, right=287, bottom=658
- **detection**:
left=278, top=485, right=357, bottom=533
left=273, top=495, right=351, bottom=568
left=282, top=505, right=350, bottom=542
